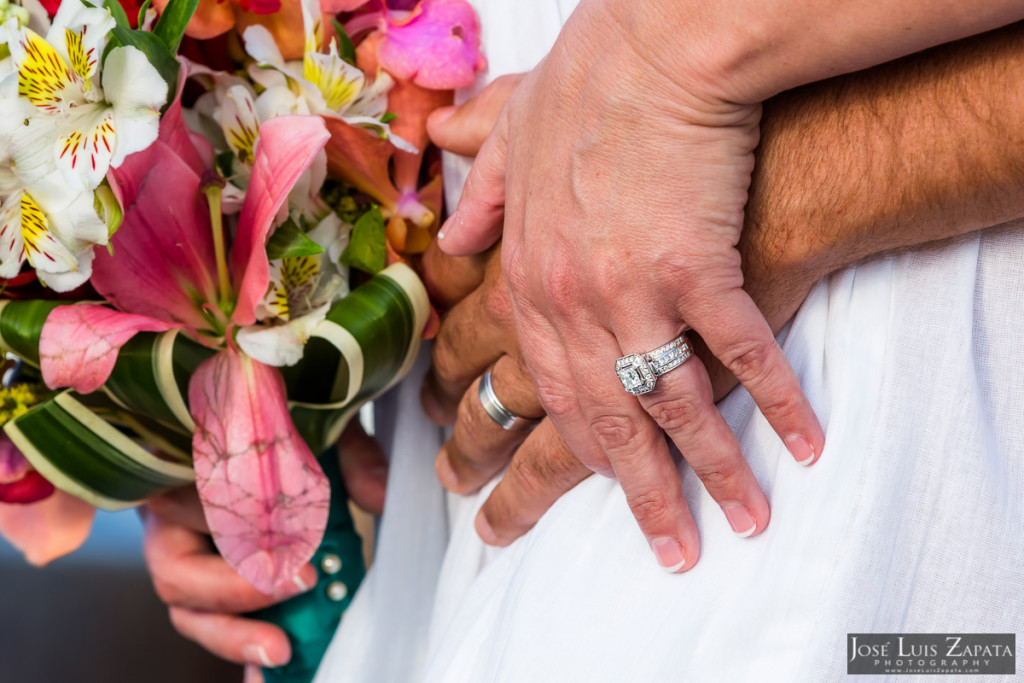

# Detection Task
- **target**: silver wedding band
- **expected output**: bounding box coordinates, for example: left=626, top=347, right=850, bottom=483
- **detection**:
left=615, top=333, right=693, bottom=396
left=478, top=367, right=541, bottom=431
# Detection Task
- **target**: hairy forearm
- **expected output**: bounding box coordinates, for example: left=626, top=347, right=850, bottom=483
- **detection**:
left=741, top=22, right=1024, bottom=330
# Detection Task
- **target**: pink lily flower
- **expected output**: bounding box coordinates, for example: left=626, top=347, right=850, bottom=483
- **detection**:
left=0, top=435, right=96, bottom=566
left=37, top=91, right=332, bottom=594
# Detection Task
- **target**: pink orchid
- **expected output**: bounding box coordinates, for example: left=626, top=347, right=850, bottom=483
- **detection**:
left=37, top=92, right=332, bottom=594
left=375, top=0, right=485, bottom=90
left=0, top=435, right=95, bottom=566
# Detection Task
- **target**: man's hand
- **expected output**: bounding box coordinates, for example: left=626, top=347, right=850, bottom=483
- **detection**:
left=143, top=421, right=387, bottom=680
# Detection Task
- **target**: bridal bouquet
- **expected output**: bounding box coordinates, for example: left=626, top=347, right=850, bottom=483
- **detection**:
left=0, top=0, right=483, bottom=678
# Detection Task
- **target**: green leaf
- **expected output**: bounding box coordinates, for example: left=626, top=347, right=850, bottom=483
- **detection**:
left=340, top=207, right=386, bottom=274
left=152, top=0, right=199, bottom=53
left=331, top=19, right=357, bottom=64
left=111, top=26, right=180, bottom=99
left=266, top=218, right=326, bottom=261
left=137, top=0, right=153, bottom=27
left=104, top=0, right=130, bottom=28
left=380, top=112, right=397, bottom=124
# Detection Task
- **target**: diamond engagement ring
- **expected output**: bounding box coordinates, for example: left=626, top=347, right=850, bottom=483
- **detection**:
left=478, top=366, right=542, bottom=431
left=615, top=334, right=693, bottom=396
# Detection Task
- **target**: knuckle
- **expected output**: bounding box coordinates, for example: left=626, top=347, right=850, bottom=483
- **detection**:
left=481, top=280, right=513, bottom=327
left=430, top=335, right=462, bottom=383
left=626, top=490, right=674, bottom=530
left=152, top=574, right=181, bottom=607
left=589, top=413, right=640, bottom=453
left=539, top=257, right=578, bottom=314
left=721, top=339, right=776, bottom=385
left=645, top=394, right=708, bottom=437
left=506, top=454, right=552, bottom=505
left=690, top=461, right=744, bottom=492
left=534, top=381, right=577, bottom=422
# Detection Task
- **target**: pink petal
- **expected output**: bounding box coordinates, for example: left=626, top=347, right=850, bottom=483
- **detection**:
left=230, top=116, right=329, bottom=327
left=0, top=438, right=54, bottom=504
left=93, top=142, right=220, bottom=330
left=386, top=76, right=452, bottom=193
left=0, top=436, right=31, bottom=484
left=0, top=471, right=55, bottom=504
left=189, top=348, right=329, bottom=594
left=377, top=0, right=486, bottom=90
left=323, top=116, right=403, bottom=210
left=40, top=304, right=176, bottom=394
left=0, top=489, right=96, bottom=566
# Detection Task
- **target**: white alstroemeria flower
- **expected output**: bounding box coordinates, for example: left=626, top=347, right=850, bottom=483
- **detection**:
left=0, top=0, right=167, bottom=191
left=0, top=161, right=106, bottom=291
left=238, top=213, right=351, bottom=367
left=0, top=77, right=106, bottom=291
left=241, top=0, right=414, bottom=152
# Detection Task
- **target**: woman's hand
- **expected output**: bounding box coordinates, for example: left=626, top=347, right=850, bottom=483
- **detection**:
left=435, top=3, right=823, bottom=571
left=142, top=422, right=387, bottom=680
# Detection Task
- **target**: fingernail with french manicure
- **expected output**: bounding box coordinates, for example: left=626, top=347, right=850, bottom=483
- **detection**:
left=272, top=564, right=316, bottom=600
left=722, top=504, right=757, bottom=538
left=243, top=645, right=280, bottom=668
left=650, top=537, right=687, bottom=573
left=437, top=212, right=460, bottom=242
left=785, top=434, right=817, bottom=466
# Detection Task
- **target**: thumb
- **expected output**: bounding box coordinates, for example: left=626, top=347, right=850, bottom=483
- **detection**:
left=427, top=72, right=526, bottom=157
left=437, top=109, right=508, bottom=256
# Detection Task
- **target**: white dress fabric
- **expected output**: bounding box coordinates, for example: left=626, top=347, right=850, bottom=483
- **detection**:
left=315, top=3, right=1024, bottom=681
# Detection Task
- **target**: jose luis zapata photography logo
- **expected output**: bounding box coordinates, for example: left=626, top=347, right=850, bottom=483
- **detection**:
left=848, top=634, right=1016, bottom=675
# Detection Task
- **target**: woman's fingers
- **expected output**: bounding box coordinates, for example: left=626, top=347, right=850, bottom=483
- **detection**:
left=437, top=354, right=543, bottom=494
left=143, top=512, right=316, bottom=613
left=685, top=287, right=824, bottom=465
left=475, top=419, right=591, bottom=545
left=436, top=107, right=508, bottom=256
left=427, top=73, right=526, bottom=158
left=635, top=348, right=770, bottom=539
left=168, top=607, right=290, bottom=669
left=559, top=325, right=700, bottom=572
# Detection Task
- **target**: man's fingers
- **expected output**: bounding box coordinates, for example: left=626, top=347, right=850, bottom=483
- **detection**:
left=427, top=73, right=525, bottom=157
left=437, top=109, right=508, bottom=256
left=419, top=241, right=487, bottom=309
left=244, top=665, right=266, bottom=683
left=422, top=251, right=513, bottom=424
left=338, top=420, right=388, bottom=516
left=143, top=514, right=316, bottom=613
left=168, top=607, right=290, bottom=669
left=475, top=419, right=591, bottom=545
left=636, top=350, right=770, bottom=538
left=687, top=288, right=825, bottom=466
left=436, top=354, right=544, bottom=494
